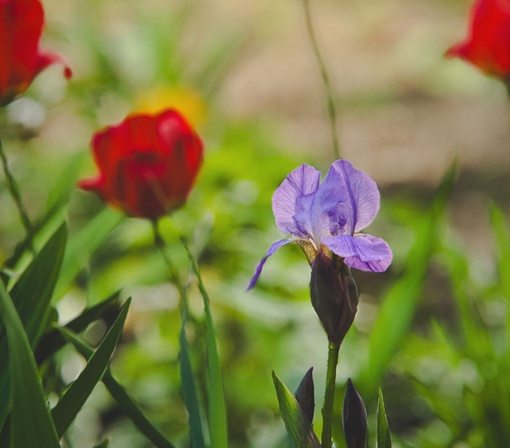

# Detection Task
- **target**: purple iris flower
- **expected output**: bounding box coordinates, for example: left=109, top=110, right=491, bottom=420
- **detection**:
left=248, top=159, right=392, bottom=289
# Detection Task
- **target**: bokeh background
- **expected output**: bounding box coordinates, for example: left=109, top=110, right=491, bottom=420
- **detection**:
left=1, top=0, right=510, bottom=447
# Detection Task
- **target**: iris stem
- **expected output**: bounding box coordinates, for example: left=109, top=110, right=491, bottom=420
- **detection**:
left=0, top=137, right=34, bottom=253
left=321, top=341, right=340, bottom=448
left=302, top=0, right=341, bottom=161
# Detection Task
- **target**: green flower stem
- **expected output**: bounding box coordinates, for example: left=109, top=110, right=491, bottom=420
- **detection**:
left=152, top=220, right=185, bottom=293
left=302, top=0, right=341, bottom=160
left=321, top=341, right=340, bottom=448
left=0, top=137, right=34, bottom=252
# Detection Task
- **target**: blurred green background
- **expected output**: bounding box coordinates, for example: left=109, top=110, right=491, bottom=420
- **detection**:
left=1, top=0, right=510, bottom=447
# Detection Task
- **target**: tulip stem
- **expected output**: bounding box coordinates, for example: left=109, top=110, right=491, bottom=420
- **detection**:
left=151, top=219, right=185, bottom=293
left=321, top=341, right=340, bottom=448
left=0, top=137, right=34, bottom=253
left=302, top=0, right=341, bottom=160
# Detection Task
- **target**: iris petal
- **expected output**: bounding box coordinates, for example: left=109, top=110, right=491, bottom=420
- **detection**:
left=247, top=239, right=292, bottom=289
left=272, top=164, right=321, bottom=236
left=310, top=163, right=348, bottom=239
left=322, top=233, right=392, bottom=273
left=331, top=160, right=380, bottom=234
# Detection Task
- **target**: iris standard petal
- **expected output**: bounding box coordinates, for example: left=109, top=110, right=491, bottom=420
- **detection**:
left=248, top=238, right=292, bottom=289
left=272, top=164, right=321, bottom=236
left=322, top=233, right=392, bottom=273
left=310, top=163, right=348, bottom=239
left=331, top=160, right=380, bottom=234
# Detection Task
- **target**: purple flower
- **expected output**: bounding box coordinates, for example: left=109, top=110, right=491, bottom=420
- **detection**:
left=248, top=159, right=392, bottom=289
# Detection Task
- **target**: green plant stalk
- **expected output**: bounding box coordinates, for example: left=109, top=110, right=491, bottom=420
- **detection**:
left=152, top=220, right=207, bottom=448
left=179, top=235, right=228, bottom=448
left=302, top=0, right=341, bottom=160
left=321, top=342, right=340, bottom=448
left=0, top=137, right=34, bottom=252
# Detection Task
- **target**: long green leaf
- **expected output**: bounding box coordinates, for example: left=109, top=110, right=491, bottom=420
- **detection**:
left=359, top=162, right=456, bottom=395
left=62, top=329, right=175, bottom=448
left=53, top=207, right=123, bottom=302
left=0, top=281, right=60, bottom=447
left=377, top=389, right=391, bottom=448
left=179, top=295, right=206, bottom=448
left=183, top=240, right=228, bottom=448
left=0, top=223, right=67, bottom=431
left=35, top=291, right=121, bottom=365
left=51, top=298, right=131, bottom=437
left=490, top=204, right=510, bottom=300
left=4, top=152, right=84, bottom=271
left=272, top=372, right=321, bottom=448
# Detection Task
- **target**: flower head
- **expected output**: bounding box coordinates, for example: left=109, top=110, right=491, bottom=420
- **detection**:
left=79, top=109, right=203, bottom=219
left=248, top=160, right=392, bottom=289
left=0, top=0, right=72, bottom=106
left=446, top=0, right=510, bottom=80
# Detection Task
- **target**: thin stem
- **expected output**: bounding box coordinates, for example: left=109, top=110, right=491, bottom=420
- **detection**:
left=302, top=0, right=341, bottom=160
left=152, top=219, right=184, bottom=293
left=321, top=342, right=340, bottom=448
left=0, top=137, right=34, bottom=252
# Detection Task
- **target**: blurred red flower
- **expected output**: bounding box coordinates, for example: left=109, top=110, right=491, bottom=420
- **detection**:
left=0, top=0, right=72, bottom=106
left=446, top=0, right=510, bottom=79
left=79, top=110, right=204, bottom=219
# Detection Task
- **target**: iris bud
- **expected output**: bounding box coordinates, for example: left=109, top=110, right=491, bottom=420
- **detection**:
left=310, top=252, right=358, bottom=346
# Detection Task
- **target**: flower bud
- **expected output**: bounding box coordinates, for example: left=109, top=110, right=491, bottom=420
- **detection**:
left=343, top=378, right=368, bottom=448
left=309, top=252, right=358, bottom=346
left=294, top=367, right=315, bottom=424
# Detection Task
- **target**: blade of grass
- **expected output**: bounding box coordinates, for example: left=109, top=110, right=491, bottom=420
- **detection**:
left=4, top=152, right=84, bottom=271
left=272, top=372, right=321, bottom=448
left=0, top=223, right=67, bottom=431
left=377, top=388, right=392, bottom=448
left=51, top=298, right=131, bottom=437
left=179, top=293, right=207, bottom=448
left=358, top=162, right=456, bottom=395
left=53, top=207, right=123, bottom=303
left=35, top=291, right=121, bottom=365
left=62, top=327, right=176, bottom=448
left=181, top=238, right=228, bottom=448
left=0, top=280, right=60, bottom=447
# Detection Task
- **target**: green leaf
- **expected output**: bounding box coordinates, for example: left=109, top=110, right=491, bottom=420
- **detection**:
left=93, top=440, right=109, bottom=448
left=0, top=280, right=60, bottom=447
left=61, top=330, right=175, bottom=448
left=272, top=372, right=321, bottom=448
left=0, top=223, right=67, bottom=432
left=359, top=162, right=456, bottom=395
left=51, top=298, right=131, bottom=437
left=9, top=222, right=68, bottom=347
left=35, top=291, right=121, bottom=365
left=179, top=296, right=206, bottom=448
left=3, top=153, right=84, bottom=271
left=183, top=240, right=228, bottom=448
left=490, top=203, right=510, bottom=299
left=377, top=389, right=391, bottom=448
left=53, top=207, right=123, bottom=302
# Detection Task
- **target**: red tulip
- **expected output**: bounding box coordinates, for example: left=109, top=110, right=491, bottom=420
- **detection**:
left=446, top=0, right=510, bottom=79
left=0, top=0, right=72, bottom=106
left=79, top=110, right=204, bottom=219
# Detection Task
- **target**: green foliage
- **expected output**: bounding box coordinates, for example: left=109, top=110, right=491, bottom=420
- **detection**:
left=272, top=372, right=321, bottom=448
left=51, top=298, right=131, bottom=437
left=0, top=223, right=67, bottom=432
left=359, top=162, right=457, bottom=396
left=1, top=0, right=510, bottom=446
left=0, top=279, right=60, bottom=447
left=377, top=389, right=391, bottom=448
